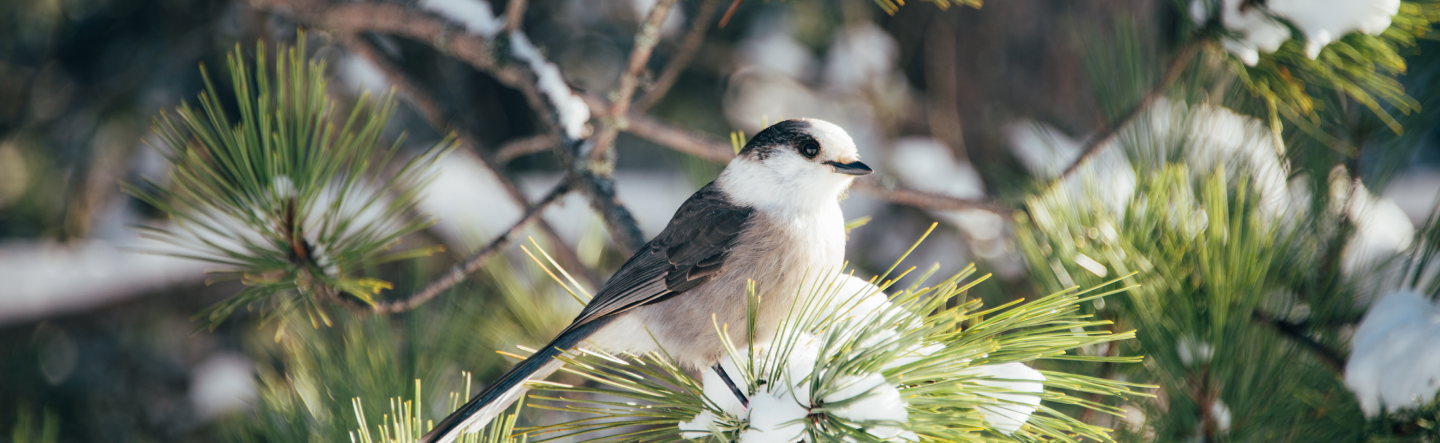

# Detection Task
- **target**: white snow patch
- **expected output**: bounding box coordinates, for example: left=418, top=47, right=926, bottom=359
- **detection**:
left=678, top=410, right=721, bottom=440
left=1270, top=0, right=1401, bottom=58
left=420, top=0, right=503, bottom=36
left=889, top=137, right=983, bottom=199
left=1345, top=291, right=1440, bottom=416
left=681, top=276, right=921, bottom=442
left=509, top=32, right=591, bottom=140
left=963, top=362, right=1046, bottom=435
left=823, top=22, right=899, bottom=93
left=1176, top=336, right=1215, bottom=367
left=1192, top=0, right=1400, bottom=63
left=1209, top=399, right=1233, bottom=432
left=1342, top=183, right=1415, bottom=276
left=190, top=352, right=257, bottom=420
left=340, top=55, right=390, bottom=95
left=1006, top=120, right=1136, bottom=218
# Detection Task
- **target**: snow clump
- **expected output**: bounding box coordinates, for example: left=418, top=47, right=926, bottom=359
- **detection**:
left=1191, top=0, right=1401, bottom=65
left=1344, top=291, right=1440, bottom=416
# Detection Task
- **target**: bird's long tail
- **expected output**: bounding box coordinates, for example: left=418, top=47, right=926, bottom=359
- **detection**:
left=419, top=320, right=607, bottom=443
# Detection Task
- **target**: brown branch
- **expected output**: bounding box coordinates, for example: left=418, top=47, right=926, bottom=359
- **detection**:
left=503, top=0, right=528, bottom=32
left=719, top=0, right=742, bottom=28
left=588, top=0, right=679, bottom=163
left=1252, top=310, right=1347, bottom=374
left=852, top=180, right=1014, bottom=213
left=266, top=0, right=1007, bottom=254
left=496, top=134, right=560, bottom=162
left=1053, top=39, right=1201, bottom=182
left=338, top=33, right=602, bottom=290
left=372, top=181, right=572, bottom=313
left=634, top=0, right=722, bottom=111
left=924, top=14, right=968, bottom=163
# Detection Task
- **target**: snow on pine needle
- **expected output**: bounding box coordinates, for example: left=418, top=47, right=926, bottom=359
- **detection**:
left=511, top=225, right=1150, bottom=442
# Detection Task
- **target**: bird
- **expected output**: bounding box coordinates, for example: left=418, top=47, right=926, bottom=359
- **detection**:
left=420, top=118, right=872, bottom=443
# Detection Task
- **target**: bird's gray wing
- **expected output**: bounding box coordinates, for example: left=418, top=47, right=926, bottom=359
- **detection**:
left=563, top=182, right=753, bottom=331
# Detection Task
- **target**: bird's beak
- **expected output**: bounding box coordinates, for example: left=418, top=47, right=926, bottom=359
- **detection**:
left=825, top=160, right=873, bottom=176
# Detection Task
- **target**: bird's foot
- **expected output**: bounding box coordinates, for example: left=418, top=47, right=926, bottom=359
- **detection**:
left=711, top=363, right=749, bottom=408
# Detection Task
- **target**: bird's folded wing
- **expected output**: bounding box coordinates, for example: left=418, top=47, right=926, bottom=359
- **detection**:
left=564, top=182, right=753, bottom=331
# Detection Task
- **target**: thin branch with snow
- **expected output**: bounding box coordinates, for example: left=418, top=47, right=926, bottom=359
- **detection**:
left=588, top=0, right=679, bottom=164
left=338, top=32, right=602, bottom=291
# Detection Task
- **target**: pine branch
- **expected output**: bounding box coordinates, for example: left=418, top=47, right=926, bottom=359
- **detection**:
left=370, top=181, right=572, bottom=314
left=587, top=0, right=678, bottom=164
left=1251, top=309, right=1347, bottom=374
left=634, top=0, right=722, bottom=111
left=1054, top=39, right=1202, bottom=182
left=339, top=33, right=601, bottom=289
left=496, top=134, right=559, bottom=163
left=256, top=0, right=1009, bottom=230
left=503, top=0, right=527, bottom=32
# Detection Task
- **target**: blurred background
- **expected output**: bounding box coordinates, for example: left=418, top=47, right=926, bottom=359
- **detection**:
left=3, top=0, right=1440, bottom=441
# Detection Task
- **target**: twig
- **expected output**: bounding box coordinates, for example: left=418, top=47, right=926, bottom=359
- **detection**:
left=588, top=0, right=679, bottom=163
left=372, top=181, right=572, bottom=313
left=1251, top=310, right=1347, bottom=374
left=339, top=33, right=602, bottom=289
left=851, top=181, right=1013, bottom=213
left=634, top=0, right=722, bottom=111
left=265, top=0, right=1007, bottom=232
left=496, top=134, right=560, bottom=162
left=719, top=0, right=742, bottom=28
left=924, top=14, right=968, bottom=163
left=1053, top=40, right=1201, bottom=182
left=503, top=0, right=528, bottom=32
left=576, top=167, right=648, bottom=253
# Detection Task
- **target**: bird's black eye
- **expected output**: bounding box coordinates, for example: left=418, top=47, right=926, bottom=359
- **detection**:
left=800, top=142, right=820, bottom=158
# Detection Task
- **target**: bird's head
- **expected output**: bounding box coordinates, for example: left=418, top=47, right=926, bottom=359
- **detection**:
left=717, top=119, right=871, bottom=211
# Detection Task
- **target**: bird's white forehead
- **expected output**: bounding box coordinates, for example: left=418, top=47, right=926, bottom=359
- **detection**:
left=802, top=119, right=858, bottom=159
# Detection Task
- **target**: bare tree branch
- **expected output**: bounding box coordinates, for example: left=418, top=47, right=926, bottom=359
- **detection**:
left=503, top=0, right=528, bottom=32
left=371, top=181, right=572, bottom=313
left=338, top=32, right=602, bottom=292
left=260, top=0, right=1009, bottom=247
left=1053, top=40, right=1201, bottom=182
left=924, top=14, right=968, bottom=163
left=1252, top=310, right=1347, bottom=374
left=634, top=0, right=722, bottom=111
left=496, top=134, right=560, bottom=162
left=588, top=0, right=679, bottom=164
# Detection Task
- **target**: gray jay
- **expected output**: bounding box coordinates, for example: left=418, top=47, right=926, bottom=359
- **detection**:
left=420, top=118, right=871, bottom=443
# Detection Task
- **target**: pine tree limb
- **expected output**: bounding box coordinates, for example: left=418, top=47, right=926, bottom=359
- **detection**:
left=634, top=0, right=722, bottom=111
left=370, top=181, right=572, bottom=314
left=503, top=0, right=528, bottom=32
left=1054, top=39, right=1202, bottom=183
left=496, top=134, right=561, bottom=163
left=588, top=0, right=679, bottom=164
left=1251, top=310, right=1347, bottom=374
left=338, top=33, right=602, bottom=291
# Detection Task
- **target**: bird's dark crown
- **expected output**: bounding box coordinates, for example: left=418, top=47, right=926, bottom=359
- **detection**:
left=738, top=119, right=817, bottom=160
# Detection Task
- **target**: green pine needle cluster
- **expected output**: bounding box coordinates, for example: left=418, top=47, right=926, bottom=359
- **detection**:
left=124, top=36, right=455, bottom=330
left=1192, top=0, right=1440, bottom=146
left=1016, top=131, right=1365, bottom=439
left=871, top=0, right=982, bottom=15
